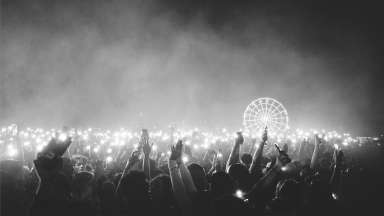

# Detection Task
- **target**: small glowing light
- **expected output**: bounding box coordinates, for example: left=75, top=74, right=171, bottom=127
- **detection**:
left=93, top=147, right=99, bottom=153
left=152, top=145, right=158, bottom=151
left=334, top=144, right=339, bottom=150
left=281, top=166, right=288, bottom=172
left=185, top=140, right=191, bottom=146
left=86, top=145, right=91, bottom=150
left=161, top=153, right=165, bottom=157
left=331, top=193, right=338, bottom=200
left=182, top=156, right=189, bottom=163
left=107, top=148, right=112, bottom=154
left=58, top=133, right=68, bottom=141
left=82, top=135, right=89, bottom=140
left=7, top=147, right=18, bottom=157
left=235, top=190, right=244, bottom=199
left=36, top=145, right=44, bottom=152
left=217, top=153, right=223, bottom=158
left=193, top=144, right=199, bottom=150
left=167, top=151, right=171, bottom=155
left=162, top=135, right=169, bottom=141
left=342, top=141, right=348, bottom=146
left=106, top=156, right=113, bottom=163
left=133, top=144, right=139, bottom=149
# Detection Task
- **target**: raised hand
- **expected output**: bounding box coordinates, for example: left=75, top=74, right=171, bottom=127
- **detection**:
left=142, top=139, right=153, bottom=156
left=274, top=145, right=291, bottom=168
left=335, top=150, right=344, bottom=166
left=235, top=131, right=244, bottom=145
left=40, top=137, right=72, bottom=159
left=129, top=150, right=141, bottom=165
left=170, top=140, right=183, bottom=161
left=262, top=127, right=268, bottom=143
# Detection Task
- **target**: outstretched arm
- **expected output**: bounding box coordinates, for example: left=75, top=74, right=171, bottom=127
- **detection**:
left=142, top=139, right=152, bottom=181
left=226, top=132, right=244, bottom=172
left=298, top=138, right=306, bottom=161
left=247, top=151, right=290, bottom=211
left=179, top=161, right=197, bottom=194
left=310, top=135, right=321, bottom=170
left=169, top=141, right=192, bottom=216
left=250, top=129, right=268, bottom=175
left=116, top=150, right=140, bottom=193
left=329, top=150, right=344, bottom=198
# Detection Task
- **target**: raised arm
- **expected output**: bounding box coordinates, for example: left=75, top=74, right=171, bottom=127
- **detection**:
left=142, top=139, right=152, bottom=181
left=178, top=154, right=197, bottom=194
left=249, top=128, right=268, bottom=175
left=116, top=150, right=140, bottom=193
left=246, top=150, right=291, bottom=211
left=169, top=140, right=192, bottom=216
left=310, top=135, right=321, bottom=170
left=329, top=150, right=344, bottom=198
left=298, top=138, right=306, bottom=161
left=226, top=132, right=244, bottom=172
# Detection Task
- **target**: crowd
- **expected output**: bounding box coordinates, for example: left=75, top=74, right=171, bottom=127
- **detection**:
left=0, top=124, right=383, bottom=216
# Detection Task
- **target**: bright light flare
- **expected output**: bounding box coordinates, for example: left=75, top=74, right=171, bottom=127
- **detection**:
left=334, top=144, right=339, bottom=150
left=58, top=133, right=68, bottom=142
left=152, top=145, right=158, bottom=151
left=182, top=156, right=189, bottom=163
left=106, top=156, right=113, bottom=163
left=93, top=147, right=99, bottom=153
left=7, top=146, right=18, bottom=157
left=235, top=190, right=245, bottom=199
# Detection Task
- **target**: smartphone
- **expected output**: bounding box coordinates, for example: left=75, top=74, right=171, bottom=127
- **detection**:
left=274, top=143, right=282, bottom=153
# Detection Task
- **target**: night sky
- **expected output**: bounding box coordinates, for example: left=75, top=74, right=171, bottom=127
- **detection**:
left=1, top=0, right=383, bottom=135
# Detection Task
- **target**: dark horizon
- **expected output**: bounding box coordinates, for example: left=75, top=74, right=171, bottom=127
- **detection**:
left=1, top=0, right=383, bottom=136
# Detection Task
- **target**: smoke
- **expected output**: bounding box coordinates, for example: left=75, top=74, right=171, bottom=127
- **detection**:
left=0, top=0, right=378, bottom=134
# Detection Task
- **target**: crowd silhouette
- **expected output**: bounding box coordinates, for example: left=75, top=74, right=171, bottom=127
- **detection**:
left=1, top=127, right=383, bottom=216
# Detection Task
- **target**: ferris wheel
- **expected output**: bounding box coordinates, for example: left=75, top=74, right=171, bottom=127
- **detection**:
left=243, top=97, right=289, bottom=133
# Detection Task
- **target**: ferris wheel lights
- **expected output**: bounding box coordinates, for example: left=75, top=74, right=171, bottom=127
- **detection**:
left=243, top=98, right=289, bottom=134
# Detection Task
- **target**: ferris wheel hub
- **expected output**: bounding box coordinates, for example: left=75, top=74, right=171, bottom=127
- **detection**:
left=243, top=97, right=289, bottom=134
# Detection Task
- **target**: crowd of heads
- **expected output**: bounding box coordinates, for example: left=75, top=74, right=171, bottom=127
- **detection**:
left=0, top=124, right=383, bottom=216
